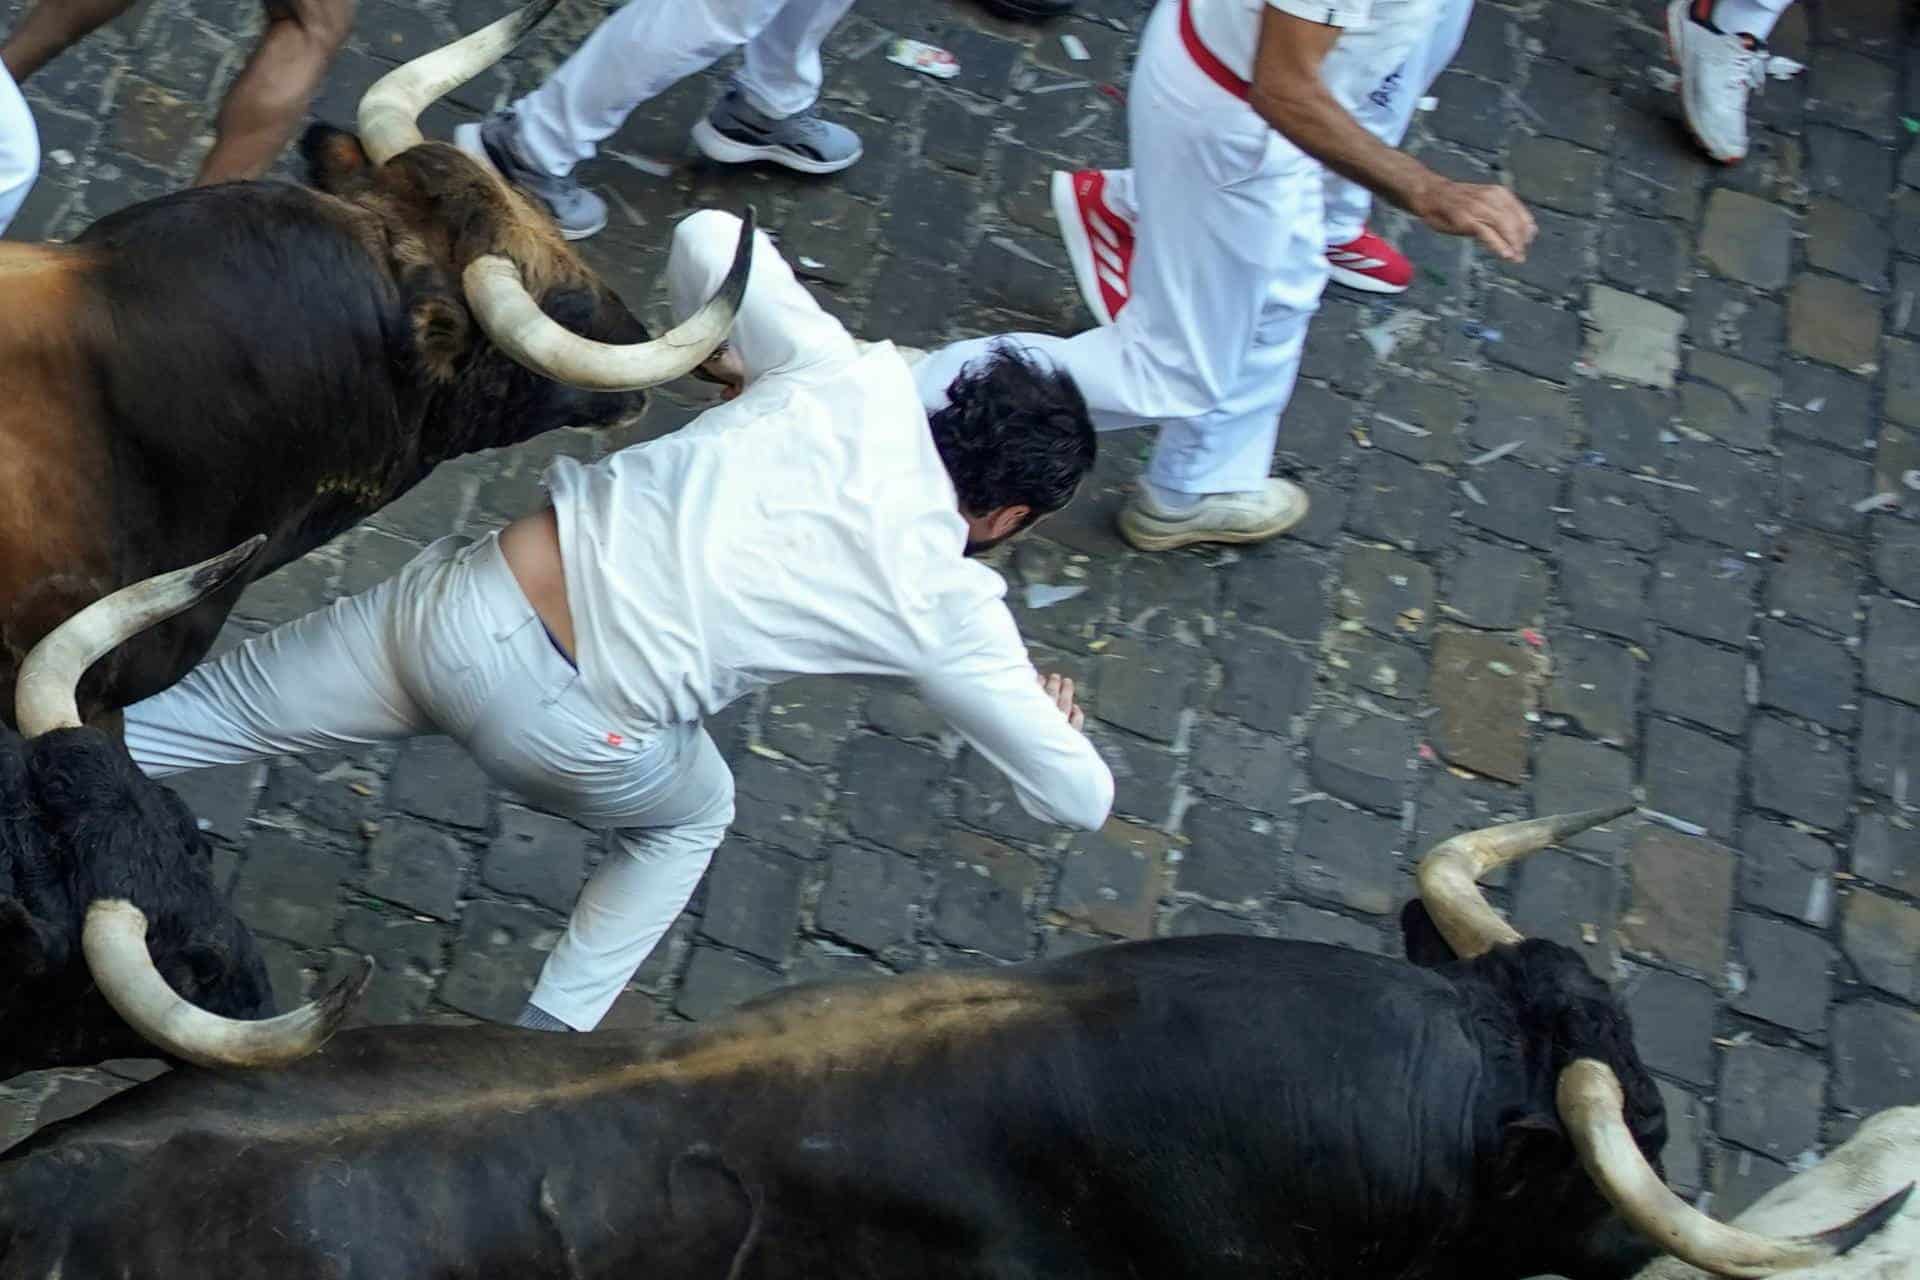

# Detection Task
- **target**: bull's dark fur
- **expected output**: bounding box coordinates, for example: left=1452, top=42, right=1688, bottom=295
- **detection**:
left=0, top=726, right=272, bottom=1079
left=0, top=927, right=1671, bottom=1279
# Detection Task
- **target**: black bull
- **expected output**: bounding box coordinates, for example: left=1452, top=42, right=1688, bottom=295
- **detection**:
left=1, top=885, right=1905, bottom=1278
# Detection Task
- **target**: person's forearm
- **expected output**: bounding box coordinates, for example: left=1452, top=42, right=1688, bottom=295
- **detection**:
left=1250, top=78, right=1435, bottom=215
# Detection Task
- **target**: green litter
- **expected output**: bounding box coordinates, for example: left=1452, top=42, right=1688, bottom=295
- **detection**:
left=1905, top=116, right=1920, bottom=134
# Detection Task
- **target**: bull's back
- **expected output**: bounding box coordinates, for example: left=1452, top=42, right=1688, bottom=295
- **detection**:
left=1, top=938, right=1495, bottom=1279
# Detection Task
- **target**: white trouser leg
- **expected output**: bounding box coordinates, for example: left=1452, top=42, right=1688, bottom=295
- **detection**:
left=511, top=0, right=794, bottom=177
left=1712, top=0, right=1793, bottom=39
left=734, top=0, right=854, bottom=119
left=916, top=1, right=1326, bottom=497
left=1322, top=0, right=1473, bottom=245
left=0, top=61, right=40, bottom=237
left=125, top=533, right=733, bottom=1031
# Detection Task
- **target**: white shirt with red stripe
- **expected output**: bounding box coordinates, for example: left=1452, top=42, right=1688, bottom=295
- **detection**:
left=1186, top=0, right=1375, bottom=82
left=1184, top=0, right=1434, bottom=112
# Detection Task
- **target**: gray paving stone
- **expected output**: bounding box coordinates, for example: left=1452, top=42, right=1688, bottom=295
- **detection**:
left=1581, top=383, right=1674, bottom=474
left=1626, top=969, right=1719, bottom=1088
left=1523, top=61, right=1616, bottom=152
left=817, top=844, right=920, bottom=954
left=1688, top=280, right=1786, bottom=366
left=1495, top=204, right=1589, bottom=298
left=1653, top=542, right=1757, bottom=645
left=1601, top=213, right=1686, bottom=302
left=1778, top=439, right=1876, bottom=536
left=1750, top=716, right=1854, bottom=831
left=1299, top=295, right=1376, bottom=394
left=1788, top=275, right=1884, bottom=371
left=1766, top=531, right=1862, bottom=636
left=1644, top=719, right=1742, bottom=839
left=162, top=764, right=260, bottom=845
left=1612, top=103, right=1704, bottom=220
left=365, top=818, right=466, bottom=922
left=1164, top=903, right=1261, bottom=938
left=1271, top=901, right=1383, bottom=953
left=1832, top=1001, right=1920, bottom=1111
left=1561, top=543, right=1650, bottom=643
left=1758, top=620, right=1857, bottom=732
left=1510, top=134, right=1607, bottom=216
left=1458, top=459, right=1562, bottom=551
left=1325, top=629, right=1428, bottom=705
left=1426, top=71, right=1507, bottom=151
left=1052, top=821, right=1169, bottom=940
left=1853, top=813, right=1919, bottom=897
left=1511, top=849, right=1618, bottom=975
left=1859, top=697, right=1920, bottom=799
left=232, top=834, right=349, bottom=948
left=1486, top=289, right=1582, bottom=383
left=1292, top=801, right=1401, bottom=916
left=1650, top=632, right=1746, bottom=736
left=387, top=737, right=491, bottom=831
left=484, top=807, right=596, bottom=915
left=1211, top=633, right=1313, bottom=736
left=842, top=736, right=948, bottom=855
left=1347, top=453, right=1453, bottom=552
left=1278, top=382, right=1358, bottom=471
left=1681, top=353, right=1777, bottom=452
left=1230, top=547, right=1328, bottom=642
left=1097, top=728, right=1181, bottom=828
left=1666, top=447, right=1775, bottom=552
left=1841, top=889, right=1920, bottom=1002
left=258, top=757, right=378, bottom=837
left=1179, top=802, right=1282, bottom=909
left=1876, top=421, right=1920, bottom=515
left=1473, top=370, right=1576, bottom=467
left=1532, top=736, right=1635, bottom=858
left=1440, top=541, right=1548, bottom=629
left=1699, top=190, right=1793, bottom=290
left=1732, top=914, right=1833, bottom=1035
left=440, top=901, right=558, bottom=1023
left=1864, top=600, right=1920, bottom=706
left=1805, top=46, right=1898, bottom=142
left=1337, top=546, right=1433, bottom=639
left=1413, top=769, right=1526, bottom=864
left=1623, top=828, right=1735, bottom=978
left=763, top=677, right=863, bottom=767
left=1309, top=712, right=1413, bottom=814
left=1719, top=1043, right=1826, bottom=1159
left=1189, top=719, right=1295, bottom=812
left=1779, top=363, right=1878, bottom=453
left=1114, top=550, right=1218, bottom=642
left=700, top=843, right=807, bottom=964
left=1876, top=520, right=1920, bottom=603
left=1546, top=633, right=1641, bottom=745
left=1568, top=469, right=1662, bottom=552
left=1660, top=1080, right=1707, bottom=1197
left=1806, top=125, right=1894, bottom=213
left=1093, top=636, right=1199, bottom=743
left=675, top=945, right=783, bottom=1022
left=1803, top=198, right=1891, bottom=288
left=1739, top=818, right=1838, bottom=927
left=932, top=834, right=1041, bottom=961
left=1711, top=1148, right=1798, bottom=1218
left=733, top=755, right=830, bottom=857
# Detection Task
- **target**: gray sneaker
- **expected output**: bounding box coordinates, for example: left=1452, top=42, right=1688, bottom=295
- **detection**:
left=453, top=112, right=609, bottom=241
left=690, top=90, right=863, bottom=175
left=1117, top=479, right=1311, bottom=552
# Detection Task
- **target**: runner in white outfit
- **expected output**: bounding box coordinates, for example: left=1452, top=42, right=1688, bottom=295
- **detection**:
left=913, top=0, right=1534, bottom=554
left=454, top=0, right=861, bottom=240
left=0, top=60, right=37, bottom=236
left=1666, top=0, right=1796, bottom=164
left=125, top=210, right=1112, bottom=1033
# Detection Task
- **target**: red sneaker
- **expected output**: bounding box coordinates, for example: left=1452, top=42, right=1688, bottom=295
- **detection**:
left=1325, top=228, right=1413, bottom=294
left=1051, top=169, right=1133, bottom=326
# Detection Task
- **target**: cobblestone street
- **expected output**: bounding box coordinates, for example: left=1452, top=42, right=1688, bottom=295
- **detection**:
left=3, top=0, right=1917, bottom=1228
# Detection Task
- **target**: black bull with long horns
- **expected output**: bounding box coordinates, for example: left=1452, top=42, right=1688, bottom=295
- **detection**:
left=0, top=807, right=1906, bottom=1279
left=0, top=0, right=749, bottom=1079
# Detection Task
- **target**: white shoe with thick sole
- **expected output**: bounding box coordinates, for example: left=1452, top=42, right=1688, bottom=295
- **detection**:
left=1665, top=0, right=1765, bottom=164
left=1117, top=479, right=1311, bottom=552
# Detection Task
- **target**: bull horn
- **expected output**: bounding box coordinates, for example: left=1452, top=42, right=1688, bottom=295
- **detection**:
left=357, top=0, right=562, bottom=165
left=462, top=206, right=755, bottom=391
left=1415, top=804, right=1635, bottom=959
left=84, top=900, right=372, bottom=1071
left=14, top=536, right=267, bottom=736
left=1558, top=1059, right=1913, bottom=1277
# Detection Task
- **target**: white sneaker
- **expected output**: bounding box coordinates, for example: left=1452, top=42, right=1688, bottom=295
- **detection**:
left=1117, top=479, right=1311, bottom=552
left=1666, top=0, right=1767, bottom=164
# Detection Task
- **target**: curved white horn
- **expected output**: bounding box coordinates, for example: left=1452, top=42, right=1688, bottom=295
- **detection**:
left=463, top=206, right=755, bottom=390
left=15, top=536, right=266, bottom=736
left=84, top=900, right=372, bottom=1071
left=357, top=0, right=562, bottom=165
left=1414, top=805, right=1635, bottom=959
left=1559, top=1059, right=1913, bottom=1277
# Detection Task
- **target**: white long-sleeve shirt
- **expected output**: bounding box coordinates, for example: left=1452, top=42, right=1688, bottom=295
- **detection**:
left=544, top=211, right=1114, bottom=832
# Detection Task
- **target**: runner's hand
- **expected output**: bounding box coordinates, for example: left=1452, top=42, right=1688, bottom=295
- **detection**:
left=1412, top=177, right=1536, bottom=263
left=1040, top=671, right=1085, bottom=732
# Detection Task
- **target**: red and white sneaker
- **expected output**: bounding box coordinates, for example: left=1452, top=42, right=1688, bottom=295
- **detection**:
left=1051, top=169, right=1133, bottom=326
left=1325, top=229, right=1413, bottom=294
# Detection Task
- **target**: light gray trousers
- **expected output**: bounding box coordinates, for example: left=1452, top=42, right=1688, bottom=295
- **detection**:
left=125, top=532, right=734, bottom=1030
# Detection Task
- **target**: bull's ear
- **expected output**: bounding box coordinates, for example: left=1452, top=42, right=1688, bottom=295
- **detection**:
left=302, top=123, right=373, bottom=193
left=1491, top=1112, right=1570, bottom=1201
left=1399, top=900, right=1457, bottom=969
left=0, top=899, right=60, bottom=979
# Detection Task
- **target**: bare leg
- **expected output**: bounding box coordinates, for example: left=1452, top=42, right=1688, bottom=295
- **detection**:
left=0, top=0, right=139, bottom=82
left=193, top=0, right=352, bottom=185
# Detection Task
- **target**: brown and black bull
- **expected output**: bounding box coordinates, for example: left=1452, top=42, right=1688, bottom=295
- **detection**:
left=0, top=0, right=748, bottom=1079
left=0, top=809, right=1906, bottom=1279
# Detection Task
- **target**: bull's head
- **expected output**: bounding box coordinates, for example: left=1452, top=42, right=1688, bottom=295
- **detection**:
left=1412, top=812, right=1913, bottom=1279
left=297, top=0, right=751, bottom=443
left=8, top=540, right=369, bottom=1073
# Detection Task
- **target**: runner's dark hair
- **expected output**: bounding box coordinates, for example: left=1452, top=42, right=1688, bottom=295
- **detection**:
left=929, top=342, right=1095, bottom=527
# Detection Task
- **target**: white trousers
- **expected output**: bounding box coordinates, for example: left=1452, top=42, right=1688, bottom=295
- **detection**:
left=124, top=534, right=735, bottom=1032
left=512, top=0, right=855, bottom=177
left=914, top=0, right=1429, bottom=497
left=1322, top=0, right=1474, bottom=245
left=1712, top=0, right=1793, bottom=38
left=0, top=61, right=38, bottom=236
